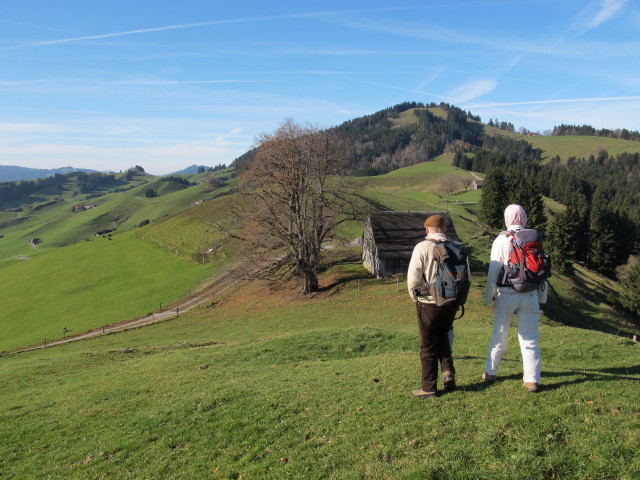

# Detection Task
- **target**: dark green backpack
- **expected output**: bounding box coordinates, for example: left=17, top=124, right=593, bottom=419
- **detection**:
left=425, top=240, right=471, bottom=317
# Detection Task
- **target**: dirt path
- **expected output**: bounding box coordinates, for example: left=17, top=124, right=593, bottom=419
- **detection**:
left=4, top=266, right=244, bottom=356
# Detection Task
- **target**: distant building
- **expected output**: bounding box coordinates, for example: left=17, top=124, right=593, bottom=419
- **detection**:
left=362, top=211, right=460, bottom=278
left=470, top=180, right=483, bottom=190
left=72, top=204, right=97, bottom=212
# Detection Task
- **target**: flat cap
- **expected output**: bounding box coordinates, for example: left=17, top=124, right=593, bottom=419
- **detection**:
left=424, top=214, right=446, bottom=228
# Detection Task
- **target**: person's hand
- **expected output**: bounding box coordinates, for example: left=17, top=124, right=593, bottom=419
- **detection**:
left=484, top=286, right=496, bottom=306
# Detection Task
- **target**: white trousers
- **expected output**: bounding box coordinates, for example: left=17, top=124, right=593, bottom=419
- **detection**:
left=485, top=289, right=541, bottom=383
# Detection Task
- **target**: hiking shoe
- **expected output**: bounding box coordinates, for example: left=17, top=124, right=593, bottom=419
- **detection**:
left=412, top=389, right=438, bottom=399
left=523, top=382, right=539, bottom=393
left=443, top=375, right=456, bottom=392
left=482, top=372, right=497, bottom=383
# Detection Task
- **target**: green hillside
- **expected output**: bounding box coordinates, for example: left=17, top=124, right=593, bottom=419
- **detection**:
left=0, top=176, right=222, bottom=260
left=1, top=261, right=638, bottom=479
left=0, top=229, right=214, bottom=352
left=485, top=127, right=640, bottom=162
left=4, top=151, right=639, bottom=353
left=1, top=136, right=639, bottom=477
left=0, top=170, right=236, bottom=352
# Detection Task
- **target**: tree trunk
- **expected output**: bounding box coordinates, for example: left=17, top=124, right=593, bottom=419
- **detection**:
left=302, top=271, right=319, bottom=294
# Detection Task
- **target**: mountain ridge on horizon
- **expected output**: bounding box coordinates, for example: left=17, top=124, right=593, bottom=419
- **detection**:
left=0, top=165, right=99, bottom=183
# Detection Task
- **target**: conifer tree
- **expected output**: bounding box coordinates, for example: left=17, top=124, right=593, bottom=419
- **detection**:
left=521, top=176, right=547, bottom=233
left=503, top=171, right=546, bottom=232
left=479, top=168, right=508, bottom=230
left=452, top=150, right=463, bottom=168
left=619, top=258, right=640, bottom=315
left=546, top=209, right=577, bottom=274
left=588, top=188, right=617, bottom=275
left=568, top=193, right=591, bottom=261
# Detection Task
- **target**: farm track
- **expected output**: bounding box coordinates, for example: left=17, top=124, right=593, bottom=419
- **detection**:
left=2, top=266, right=244, bottom=356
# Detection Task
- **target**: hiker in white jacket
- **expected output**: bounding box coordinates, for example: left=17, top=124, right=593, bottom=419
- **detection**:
left=483, top=204, right=547, bottom=393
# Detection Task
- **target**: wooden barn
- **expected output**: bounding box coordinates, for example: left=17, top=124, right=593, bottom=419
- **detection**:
left=470, top=179, right=483, bottom=190
left=362, top=211, right=460, bottom=278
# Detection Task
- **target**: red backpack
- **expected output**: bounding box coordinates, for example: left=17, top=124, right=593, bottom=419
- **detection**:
left=498, top=229, right=551, bottom=292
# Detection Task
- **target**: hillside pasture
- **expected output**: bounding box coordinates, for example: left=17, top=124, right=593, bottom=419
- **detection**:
left=0, top=262, right=638, bottom=479
left=0, top=230, right=214, bottom=353
left=485, top=127, right=640, bottom=162
left=0, top=179, right=227, bottom=260
left=525, top=134, right=640, bottom=162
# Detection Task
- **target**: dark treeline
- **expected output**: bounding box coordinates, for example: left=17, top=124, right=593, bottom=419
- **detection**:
left=453, top=135, right=543, bottom=172
left=1, top=169, right=139, bottom=206
left=553, top=124, right=640, bottom=142
left=75, top=172, right=118, bottom=194
left=475, top=149, right=639, bottom=279
left=0, top=174, right=66, bottom=205
left=329, top=102, right=483, bottom=175
left=159, top=175, right=195, bottom=186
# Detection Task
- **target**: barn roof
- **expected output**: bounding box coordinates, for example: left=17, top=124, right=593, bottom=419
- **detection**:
left=367, top=211, right=460, bottom=258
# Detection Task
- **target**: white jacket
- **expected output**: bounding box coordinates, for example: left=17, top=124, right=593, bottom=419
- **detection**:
left=483, top=225, right=547, bottom=305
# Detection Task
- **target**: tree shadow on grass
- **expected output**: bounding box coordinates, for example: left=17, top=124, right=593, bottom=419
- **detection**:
left=540, top=365, right=640, bottom=392
left=455, top=372, right=524, bottom=394
left=317, top=273, right=373, bottom=293
left=541, top=275, right=640, bottom=339
left=451, top=367, right=640, bottom=395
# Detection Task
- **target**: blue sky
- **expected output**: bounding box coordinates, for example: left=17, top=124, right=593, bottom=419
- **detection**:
left=1, top=0, right=639, bottom=175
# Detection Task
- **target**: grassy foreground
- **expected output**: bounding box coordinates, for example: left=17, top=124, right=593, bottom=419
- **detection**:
left=1, top=258, right=638, bottom=480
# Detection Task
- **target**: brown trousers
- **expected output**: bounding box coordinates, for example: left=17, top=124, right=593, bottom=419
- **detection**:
left=416, top=302, right=456, bottom=393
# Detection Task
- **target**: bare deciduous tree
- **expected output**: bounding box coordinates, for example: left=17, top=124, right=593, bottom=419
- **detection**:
left=439, top=174, right=462, bottom=197
left=237, top=119, right=363, bottom=294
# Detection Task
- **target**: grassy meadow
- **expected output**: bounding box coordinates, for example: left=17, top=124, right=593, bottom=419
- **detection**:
left=526, top=135, right=640, bottom=162
left=1, top=259, right=638, bottom=479
left=0, top=174, right=236, bottom=352
left=1, top=152, right=639, bottom=478
left=0, top=229, right=214, bottom=353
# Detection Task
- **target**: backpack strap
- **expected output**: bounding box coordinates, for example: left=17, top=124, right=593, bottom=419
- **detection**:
left=422, top=237, right=442, bottom=285
left=499, top=231, right=516, bottom=288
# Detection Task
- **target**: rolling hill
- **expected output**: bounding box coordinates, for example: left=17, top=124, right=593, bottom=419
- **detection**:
left=0, top=110, right=639, bottom=478
left=1, top=104, right=639, bottom=353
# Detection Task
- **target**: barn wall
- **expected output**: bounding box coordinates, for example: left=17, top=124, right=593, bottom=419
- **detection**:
left=361, top=218, right=379, bottom=276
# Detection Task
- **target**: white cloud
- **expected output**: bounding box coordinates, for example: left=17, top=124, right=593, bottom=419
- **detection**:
left=449, top=79, right=497, bottom=103
left=573, top=0, right=627, bottom=32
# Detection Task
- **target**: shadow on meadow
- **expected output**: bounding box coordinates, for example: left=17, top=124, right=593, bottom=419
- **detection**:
left=542, top=275, right=640, bottom=339
left=450, top=367, right=640, bottom=395
left=539, top=366, right=640, bottom=392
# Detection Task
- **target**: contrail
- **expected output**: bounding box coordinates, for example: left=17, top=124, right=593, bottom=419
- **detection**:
left=464, top=96, right=640, bottom=108
left=2, top=7, right=427, bottom=50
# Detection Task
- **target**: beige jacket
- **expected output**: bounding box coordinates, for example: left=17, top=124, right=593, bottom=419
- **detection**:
left=407, top=232, right=448, bottom=303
